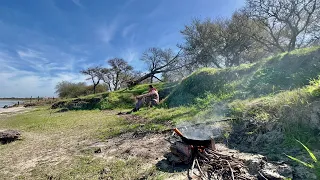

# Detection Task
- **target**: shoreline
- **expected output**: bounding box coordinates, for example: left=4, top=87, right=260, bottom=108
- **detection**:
left=0, top=107, right=31, bottom=116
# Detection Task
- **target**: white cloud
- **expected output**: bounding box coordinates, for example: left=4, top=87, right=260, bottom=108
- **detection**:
left=122, top=23, right=136, bottom=38
left=97, top=23, right=118, bottom=44
left=123, top=48, right=138, bottom=63
left=0, top=69, right=86, bottom=98
left=71, top=0, right=84, bottom=8
left=17, top=49, right=42, bottom=59
left=0, top=48, right=88, bottom=97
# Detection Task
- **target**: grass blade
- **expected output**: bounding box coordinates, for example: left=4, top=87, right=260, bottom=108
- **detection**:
left=296, top=140, right=318, bottom=163
left=285, top=154, right=314, bottom=168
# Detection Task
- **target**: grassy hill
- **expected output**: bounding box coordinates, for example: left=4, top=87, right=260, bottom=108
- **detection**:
left=1, top=47, right=320, bottom=180
left=165, top=46, right=320, bottom=107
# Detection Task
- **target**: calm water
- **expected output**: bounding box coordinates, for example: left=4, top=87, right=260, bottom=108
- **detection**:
left=0, top=100, right=23, bottom=108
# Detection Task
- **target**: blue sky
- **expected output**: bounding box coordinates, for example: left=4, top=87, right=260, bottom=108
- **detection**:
left=0, top=0, right=244, bottom=97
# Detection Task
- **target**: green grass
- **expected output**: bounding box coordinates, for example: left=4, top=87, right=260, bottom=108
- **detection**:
left=28, top=156, right=149, bottom=180
left=165, top=46, right=320, bottom=107
left=286, top=140, right=320, bottom=179
left=228, top=76, right=320, bottom=147
left=3, top=46, right=320, bottom=179
left=0, top=108, right=155, bottom=179
left=0, top=108, right=128, bottom=138
left=135, top=106, right=198, bottom=127
left=53, top=82, right=178, bottom=111
left=0, top=107, right=185, bottom=179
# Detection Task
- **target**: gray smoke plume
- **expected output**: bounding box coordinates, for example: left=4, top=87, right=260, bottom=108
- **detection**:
left=176, top=102, right=231, bottom=140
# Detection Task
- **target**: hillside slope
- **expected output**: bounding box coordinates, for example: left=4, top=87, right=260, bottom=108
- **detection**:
left=165, top=46, right=320, bottom=107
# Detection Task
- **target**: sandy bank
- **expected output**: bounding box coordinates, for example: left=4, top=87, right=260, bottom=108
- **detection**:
left=0, top=107, right=31, bottom=116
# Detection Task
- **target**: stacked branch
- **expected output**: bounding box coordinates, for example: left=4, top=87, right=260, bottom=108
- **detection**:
left=191, top=148, right=255, bottom=180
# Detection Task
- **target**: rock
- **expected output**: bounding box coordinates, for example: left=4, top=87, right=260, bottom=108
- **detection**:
left=94, top=148, right=102, bottom=153
left=246, top=158, right=264, bottom=174
left=277, top=164, right=293, bottom=179
left=240, top=153, right=293, bottom=179
left=0, top=130, right=21, bottom=144
left=259, top=162, right=293, bottom=180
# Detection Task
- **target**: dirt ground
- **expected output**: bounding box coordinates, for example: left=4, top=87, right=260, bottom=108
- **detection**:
left=0, top=110, right=295, bottom=179
left=85, top=130, right=190, bottom=179
left=0, top=107, right=31, bottom=116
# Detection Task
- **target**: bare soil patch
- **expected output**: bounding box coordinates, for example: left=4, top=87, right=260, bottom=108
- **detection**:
left=87, top=132, right=170, bottom=163
left=0, top=107, right=31, bottom=117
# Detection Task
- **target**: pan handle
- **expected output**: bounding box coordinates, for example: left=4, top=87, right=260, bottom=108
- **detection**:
left=173, top=128, right=184, bottom=137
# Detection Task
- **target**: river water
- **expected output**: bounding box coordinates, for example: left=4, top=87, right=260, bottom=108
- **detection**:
left=0, top=100, right=23, bottom=108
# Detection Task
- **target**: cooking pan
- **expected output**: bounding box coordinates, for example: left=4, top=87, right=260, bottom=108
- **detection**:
left=174, top=128, right=212, bottom=146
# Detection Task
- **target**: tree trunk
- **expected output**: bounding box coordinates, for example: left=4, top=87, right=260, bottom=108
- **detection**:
left=93, top=84, right=97, bottom=94
left=288, top=35, right=297, bottom=52
left=127, top=72, right=155, bottom=87
left=150, top=76, right=153, bottom=83
left=115, top=72, right=119, bottom=91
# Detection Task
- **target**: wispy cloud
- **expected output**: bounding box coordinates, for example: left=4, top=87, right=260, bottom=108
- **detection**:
left=17, top=48, right=42, bottom=59
left=0, top=45, right=88, bottom=97
left=122, top=23, right=137, bottom=38
left=0, top=70, right=86, bottom=97
left=71, top=0, right=84, bottom=8
left=97, top=23, right=118, bottom=44
left=123, top=48, right=137, bottom=63
left=0, top=49, right=86, bottom=97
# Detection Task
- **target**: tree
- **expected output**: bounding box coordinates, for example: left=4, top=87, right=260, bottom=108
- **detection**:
left=245, top=0, right=320, bottom=52
left=128, top=47, right=181, bottom=86
left=100, top=58, right=134, bottom=91
left=180, top=13, right=265, bottom=68
left=180, top=19, right=223, bottom=68
left=100, top=68, right=113, bottom=91
left=107, top=58, right=133, bottom=91
left=55, top=81, right=87, bottom=98
left=141, top=48, right=178, bottom=83
left=80, top=66, right=103, bottom=94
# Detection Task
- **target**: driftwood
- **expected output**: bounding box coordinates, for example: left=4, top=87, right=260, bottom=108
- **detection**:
left=189, top=148, right=256, bottom=180
left=0, top=130, right=21, bottom=144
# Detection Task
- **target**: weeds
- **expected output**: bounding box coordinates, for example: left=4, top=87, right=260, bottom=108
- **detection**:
left=286, top=140, right=320, bottom=179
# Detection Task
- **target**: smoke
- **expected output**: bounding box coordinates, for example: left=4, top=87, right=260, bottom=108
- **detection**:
left=177, top=102, right=231, bottom=140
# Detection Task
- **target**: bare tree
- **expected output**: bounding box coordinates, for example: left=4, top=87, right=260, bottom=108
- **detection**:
left=245, top=0, right=320, bottom=52
left=100, top=68, right=113, bottom=91
left=128, top=47, right=182, bottom=86
left=180, top=13, right=264, bottom=68
left=141, top=48, right=179, bottom=83
left=104, top=58, right=133, bottom=91
left=80, top=66, right=103, bottom=94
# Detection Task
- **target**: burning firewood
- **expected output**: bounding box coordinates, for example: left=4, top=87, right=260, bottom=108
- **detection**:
left=167, top=127, right=256, bottom=180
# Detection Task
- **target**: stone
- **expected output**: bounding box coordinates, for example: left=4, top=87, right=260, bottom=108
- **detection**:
left=0, top=130, right=21, bottom=144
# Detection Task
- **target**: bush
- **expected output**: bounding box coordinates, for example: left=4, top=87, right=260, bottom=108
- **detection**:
left=55, top=81, right=107, bottom=98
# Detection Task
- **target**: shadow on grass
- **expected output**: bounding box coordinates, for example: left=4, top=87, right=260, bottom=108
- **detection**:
left=155, top=156, right=189, bottom=173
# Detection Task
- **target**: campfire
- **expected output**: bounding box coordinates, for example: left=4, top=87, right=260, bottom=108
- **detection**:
left=167, top=127, right=255, bottom=180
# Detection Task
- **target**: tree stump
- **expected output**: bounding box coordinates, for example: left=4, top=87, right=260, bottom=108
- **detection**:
left=0, top=130, right=21, bottom=144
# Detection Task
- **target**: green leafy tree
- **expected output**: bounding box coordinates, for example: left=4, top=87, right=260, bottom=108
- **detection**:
left=55, top=81, right=87, bottom=98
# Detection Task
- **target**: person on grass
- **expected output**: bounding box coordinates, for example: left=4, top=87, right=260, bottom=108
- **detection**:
left=128, top=85, right=159, bottom=114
